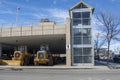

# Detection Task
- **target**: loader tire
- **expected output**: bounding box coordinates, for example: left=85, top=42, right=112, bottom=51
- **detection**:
left=48, top=56, right=53, bottom=66
left=34, top=62, right=39, bottom=66
left=23, top=56, right=30, bottom=66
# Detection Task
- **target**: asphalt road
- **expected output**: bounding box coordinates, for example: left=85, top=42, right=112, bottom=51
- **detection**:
left=0, top=69, right=120, bottom=80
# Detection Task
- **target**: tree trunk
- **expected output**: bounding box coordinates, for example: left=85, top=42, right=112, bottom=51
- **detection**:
left=107, top=42, right=110, bottom=65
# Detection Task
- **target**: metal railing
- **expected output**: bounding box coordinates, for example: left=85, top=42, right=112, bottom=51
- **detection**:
left=0, top=21, right=39, bottom=28
left=0, top=19, right=66, bottom=28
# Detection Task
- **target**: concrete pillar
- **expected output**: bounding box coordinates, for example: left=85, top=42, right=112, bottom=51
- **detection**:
left=0, top=44, right=2, bottom=58
left=66, top=18, right=72, bottom=66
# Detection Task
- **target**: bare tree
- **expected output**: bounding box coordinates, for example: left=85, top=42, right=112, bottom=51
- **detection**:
left=96, top=11, right=120, bottom=64
left=114, top=47, right=120, bottom=55
left=94, top=32, right=105, bottom=56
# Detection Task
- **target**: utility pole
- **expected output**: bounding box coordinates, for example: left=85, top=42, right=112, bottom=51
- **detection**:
left=16, top=6, right=20, bottom=27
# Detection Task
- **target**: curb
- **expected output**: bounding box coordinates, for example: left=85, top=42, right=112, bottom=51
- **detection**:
left=0, top=66, right=110, bottom=70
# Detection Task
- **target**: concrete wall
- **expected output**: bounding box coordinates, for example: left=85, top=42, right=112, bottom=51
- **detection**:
left=11, top=27, right=21, bottom=36
left=0, top=22, right=66, bottom=37
left=54, top=24, right=66, bottom=34
left=32, top=26, right=42, bottom=35
left=66, top=18, right=71, bottom=66
left=0, top=44, right=2, bottom=57
left=1, top=28, right=11, bottom=37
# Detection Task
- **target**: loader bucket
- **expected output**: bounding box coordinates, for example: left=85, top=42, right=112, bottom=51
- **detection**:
left=1, top=60, right=23, bottom=66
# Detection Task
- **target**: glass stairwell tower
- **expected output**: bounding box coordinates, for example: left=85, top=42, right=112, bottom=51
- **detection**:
left=69, top=1, right=94, bottom=66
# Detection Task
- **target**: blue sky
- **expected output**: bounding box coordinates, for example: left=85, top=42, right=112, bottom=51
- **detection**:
left=0, top=0, right=120, bottom=23
left=0, top=0, right=120, bottom=51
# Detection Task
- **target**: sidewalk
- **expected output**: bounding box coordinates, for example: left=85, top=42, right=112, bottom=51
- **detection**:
left=0, top=65, right=110, bottom=70
left=95, top=60, right=120, bottom=69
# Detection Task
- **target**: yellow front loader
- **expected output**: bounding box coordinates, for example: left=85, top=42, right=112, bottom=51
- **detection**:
left=1, top=51, right=30, bottom=66
left=0, top=46, right=30, bottom=66
left=34, top=45, right=53, bottom=66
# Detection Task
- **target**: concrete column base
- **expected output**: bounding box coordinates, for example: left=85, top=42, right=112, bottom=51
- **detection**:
left=66, top=50, right=71, bottom=66
left=0, top=44, right=2, bottom=58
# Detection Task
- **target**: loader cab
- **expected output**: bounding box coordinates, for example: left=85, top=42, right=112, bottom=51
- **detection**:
left=16, top=46, right=27, bottom=52
left=37, top=51, right=48, bottom=59
left=13, top=46, right=28, bottom=60
left=38, top=45, right=49, bottom=59
left=40, top=45, right=49, bottom=52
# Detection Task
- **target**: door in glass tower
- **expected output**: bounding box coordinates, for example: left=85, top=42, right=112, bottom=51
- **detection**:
left=72, top=28, right=92, bottom=64
left=73, top=48, right=92, bottom=64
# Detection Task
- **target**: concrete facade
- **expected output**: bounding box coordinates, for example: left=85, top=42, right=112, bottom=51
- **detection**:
left=0, top=22, right=66, bottom=37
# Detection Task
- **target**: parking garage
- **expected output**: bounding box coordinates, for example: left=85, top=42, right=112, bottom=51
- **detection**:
left=0, top=20, right=70, bottom=65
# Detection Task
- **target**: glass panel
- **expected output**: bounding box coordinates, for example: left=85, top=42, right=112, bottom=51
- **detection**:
left=74, top=37, right=82, bottom=44
left=38, top=53, right=44, bottom=59
left=83, top=56, right=92, bottom=63
left=74, top=28, right=91, bottom=36
left=82, top=12, right=90, bottom=18
left=73, top=48, right=82, bottom=56
left=73, top=12, right=81, bottom=18
left=83, top=37, right=91, bottom=44
left=82, top=28, right=91, bottom=37
left=73, top=28, right=91, bottom=44
left=73, top=19, right=81, bottom=26
left=74, top=56, right=82, bottom=63
left=83, top=48, right=91, bottom=56
left=73, top=29, right=82, bottom=36
left=82, top=19, right=91, bottom=25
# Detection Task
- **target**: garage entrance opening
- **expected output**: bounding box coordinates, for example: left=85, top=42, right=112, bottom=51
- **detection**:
left=0, top=34, right=66, bottom=66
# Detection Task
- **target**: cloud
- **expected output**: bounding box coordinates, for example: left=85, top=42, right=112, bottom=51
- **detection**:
left=46, top=8, right=69, bottom=23
left=110, top=43, right=120, bottom=51
left=48, top=9, right=68, bottom=18
left=30, top=13, right=47, bottom=19
left=92, top=15, right=101, bottom=38
left=92, top=15, right=106, bottom=37
left=27, top=8, right=69, bottom=23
